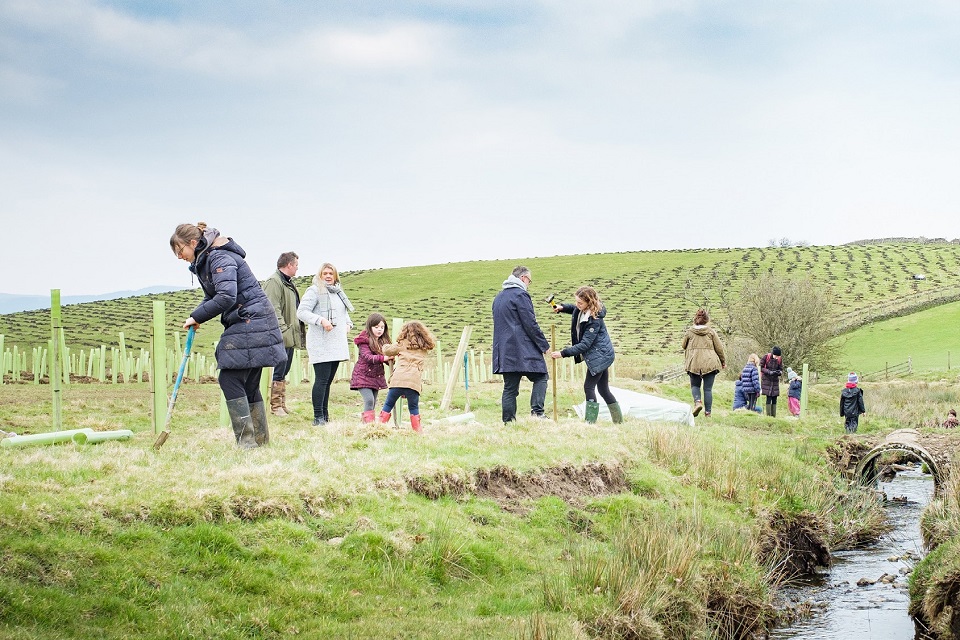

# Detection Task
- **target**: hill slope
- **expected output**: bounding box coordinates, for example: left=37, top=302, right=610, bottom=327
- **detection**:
left=1, top=242, right=959, bottom=367
left=838, top=299, right=960, bottom=375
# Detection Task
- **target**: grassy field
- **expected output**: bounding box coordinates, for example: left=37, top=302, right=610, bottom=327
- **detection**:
left=2, top=368, right=959, bottom=638
left=4, top=240, right=960, bottom=637
left=837, top=300, right=960, bottom=376
left=3, top=241, right=960, bottom=377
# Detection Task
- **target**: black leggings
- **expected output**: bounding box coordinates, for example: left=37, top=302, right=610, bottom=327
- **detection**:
left=219, top=368, right=264, bottom=403
left=312, top=361, right=340, bottom=421
left=584, top=368, right=617, bottom=404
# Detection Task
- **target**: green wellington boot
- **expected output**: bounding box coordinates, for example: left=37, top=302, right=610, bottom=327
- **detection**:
left=584, top=400, right=600, bottom=424
left=226, top=397, right=258, bottom=449
left=249, top=400, right=270, bottom=446
left=607, top=402, right=623, bottom=424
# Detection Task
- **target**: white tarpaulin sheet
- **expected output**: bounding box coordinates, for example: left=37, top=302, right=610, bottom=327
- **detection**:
left=574, top=386, right=695, bottom=426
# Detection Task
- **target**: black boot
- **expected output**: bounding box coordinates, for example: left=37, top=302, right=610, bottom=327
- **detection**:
left=249, top=400, right=270, bottom=446
left=769, top=400, right=777, bottom=418
left=226, top=397, right=258, bottom=449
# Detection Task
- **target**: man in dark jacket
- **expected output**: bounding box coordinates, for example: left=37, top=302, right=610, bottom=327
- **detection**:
left=262, top=251, right=305, bottom=417
left=492, top=266, right=551, bottom=423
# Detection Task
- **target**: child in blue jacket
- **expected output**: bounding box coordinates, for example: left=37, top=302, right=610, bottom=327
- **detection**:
left=740, top=354, right=761, bottom=413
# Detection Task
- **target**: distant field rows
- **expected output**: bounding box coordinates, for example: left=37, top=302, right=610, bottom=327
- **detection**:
left=1, top=242, right=959, bottom=373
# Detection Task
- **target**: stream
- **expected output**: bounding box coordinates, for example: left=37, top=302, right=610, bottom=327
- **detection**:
left=770, top=465, right=933, bottom=640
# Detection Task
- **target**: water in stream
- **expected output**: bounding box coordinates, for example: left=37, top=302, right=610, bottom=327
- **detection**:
left=770, top=466, right=933, bottom=640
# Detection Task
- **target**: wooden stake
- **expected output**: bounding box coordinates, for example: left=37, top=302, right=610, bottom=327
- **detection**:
left=440, top=326, right=472, bottom=411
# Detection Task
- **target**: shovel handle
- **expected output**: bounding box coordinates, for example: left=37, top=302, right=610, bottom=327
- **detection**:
left=157, top=326, right=196, bottom=448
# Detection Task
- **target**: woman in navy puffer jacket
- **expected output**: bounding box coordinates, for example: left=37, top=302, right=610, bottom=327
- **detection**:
left=171, top=222, right=285, bottom=449
left=550, top=286, right=622, bottom=424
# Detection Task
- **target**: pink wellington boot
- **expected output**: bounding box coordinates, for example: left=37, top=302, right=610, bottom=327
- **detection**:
left=378, top=411, right=391, bottom=424
left=362, top=410, right=375, bottom=424
left=410, top=414, right=422, bottom=434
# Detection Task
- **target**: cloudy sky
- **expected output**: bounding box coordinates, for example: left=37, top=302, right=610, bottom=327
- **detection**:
left=1, top=0, right=958, bottom=296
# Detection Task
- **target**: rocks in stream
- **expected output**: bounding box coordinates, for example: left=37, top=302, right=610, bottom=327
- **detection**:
left=856, top=573, right=898, bottom=587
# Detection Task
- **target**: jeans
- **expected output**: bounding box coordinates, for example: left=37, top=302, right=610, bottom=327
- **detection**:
left=382, top=387, right=420, bottom=415
left=272, top=347, right=294, bottom=382
left=688, top=371, right=718, bottom=413
left=501, top=371, right=548, bottom=422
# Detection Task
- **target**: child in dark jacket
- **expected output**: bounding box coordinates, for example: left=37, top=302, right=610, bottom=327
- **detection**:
left=840, top=372, right=866, bottom=433
left=787, top=367, right=802, bottom=416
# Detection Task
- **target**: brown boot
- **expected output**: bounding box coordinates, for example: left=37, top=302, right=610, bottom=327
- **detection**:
left=279, top=380, right=290, bottom=414
left=270, top=381, right=288, bottom=417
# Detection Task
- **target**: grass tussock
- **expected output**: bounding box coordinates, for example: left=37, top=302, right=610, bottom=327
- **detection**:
left=921, top=465, right=960, bottom=550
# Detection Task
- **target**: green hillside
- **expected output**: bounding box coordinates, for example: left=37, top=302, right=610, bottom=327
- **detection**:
left=2, top=241, right=959, bottom=371
left=838, top=299, right=960, bottom=375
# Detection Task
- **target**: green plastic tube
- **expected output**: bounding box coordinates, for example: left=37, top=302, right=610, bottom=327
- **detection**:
left=72, top=429, right=134, bottom=444
left=0, top=428, right=93, bottom=448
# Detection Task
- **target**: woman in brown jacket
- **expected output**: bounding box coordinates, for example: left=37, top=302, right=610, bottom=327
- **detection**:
left=681, top=308, right=726, bottom=417
left=377, top=321, right=436, bottom=433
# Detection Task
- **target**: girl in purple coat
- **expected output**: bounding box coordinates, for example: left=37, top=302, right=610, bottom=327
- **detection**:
left=350, top=313, right=393, bottom=423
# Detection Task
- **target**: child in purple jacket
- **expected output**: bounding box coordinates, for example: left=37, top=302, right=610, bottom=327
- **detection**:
left=350, top=313, right=393, bottom=423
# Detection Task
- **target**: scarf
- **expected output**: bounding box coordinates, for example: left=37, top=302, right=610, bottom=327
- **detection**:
left=312, top=283, right=355, bottom=319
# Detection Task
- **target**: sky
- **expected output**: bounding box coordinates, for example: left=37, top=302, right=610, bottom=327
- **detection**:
left=1, top=0, right=959, bottom=296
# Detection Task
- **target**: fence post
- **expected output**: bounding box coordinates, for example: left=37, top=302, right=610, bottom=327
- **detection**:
left=800, top=364, right=809, bottom=418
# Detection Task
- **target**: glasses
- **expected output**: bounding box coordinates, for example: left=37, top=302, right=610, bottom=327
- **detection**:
left=521, top=274, right=532, bottom=283
left=175, top=244, right=188, bottom=259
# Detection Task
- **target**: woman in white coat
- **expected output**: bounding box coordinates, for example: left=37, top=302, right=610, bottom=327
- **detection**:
left=296, top=263, right=354, bottom=425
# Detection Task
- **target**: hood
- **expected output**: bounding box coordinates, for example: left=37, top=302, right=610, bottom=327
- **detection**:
left=842, top=386, right=859, bottom=397
left=191, top=227, right=244, bottom=271
left=579, top=305, right=607, bottom=322
left=216, top=237, right=245, bottom=259
left=501, top=274, right=526, bottom=291
left=354, top=330, right=369, bottom=346
left=689, top=325, right=712, bottom=336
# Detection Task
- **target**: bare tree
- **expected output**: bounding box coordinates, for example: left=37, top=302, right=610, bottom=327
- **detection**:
left=729, top=274, right=843, bottom=373
left=682, top=271, right=735, bottom=338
